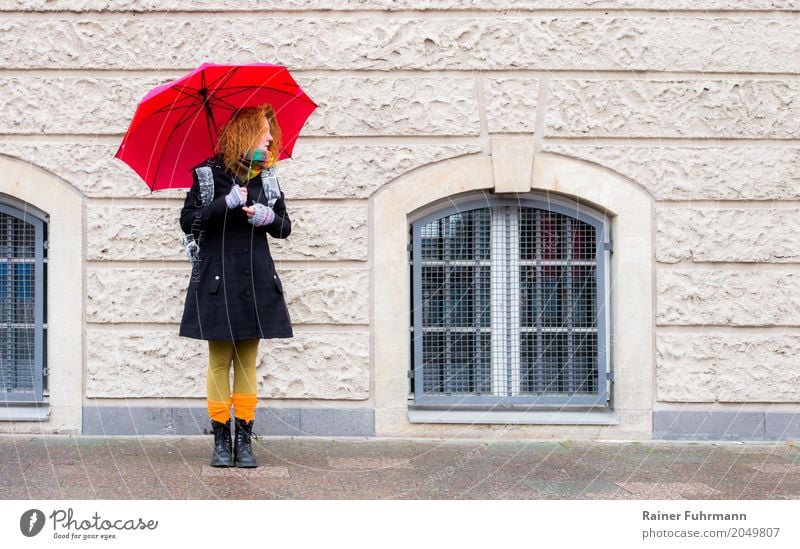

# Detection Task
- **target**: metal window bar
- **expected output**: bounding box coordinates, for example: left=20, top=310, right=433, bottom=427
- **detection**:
left=417, top=210, right=491, bottom=396
left=0, top=204, right=44, bottom=402
left=507, top=207, right=520, bottom=396
left=565, top=216, right=575, bottom=394
left=412, top=198, right=607, bottom=407
left=519, top=210, right=598, bottom=398
left=490, top=207, right=507, bottom=397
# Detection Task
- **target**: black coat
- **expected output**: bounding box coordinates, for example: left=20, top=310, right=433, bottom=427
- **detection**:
left=178, top=154, right=293, bottom=341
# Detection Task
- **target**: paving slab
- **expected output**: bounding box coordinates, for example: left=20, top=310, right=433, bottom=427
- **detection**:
left=1, top=435, right=799, bottom=500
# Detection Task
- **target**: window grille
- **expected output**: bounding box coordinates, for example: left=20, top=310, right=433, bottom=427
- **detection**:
left=0, top=203, right=46, bottom=402
left=410, top=197, right=610, bottom=407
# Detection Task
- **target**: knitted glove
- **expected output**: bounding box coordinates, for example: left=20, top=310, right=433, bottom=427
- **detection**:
left=247, top=203, right=275, bottom=227
left=225, top=185, right=246, bottom=209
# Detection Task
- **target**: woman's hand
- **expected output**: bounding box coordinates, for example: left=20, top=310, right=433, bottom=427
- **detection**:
left=225, top=185, right=248, bottom=209
left=243, top=203, right=275, bottom=226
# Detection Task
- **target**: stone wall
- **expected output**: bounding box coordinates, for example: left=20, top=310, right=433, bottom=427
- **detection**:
left=1, top=1, right=799, bottom=432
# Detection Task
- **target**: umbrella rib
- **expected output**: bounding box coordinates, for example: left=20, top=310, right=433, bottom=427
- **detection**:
left=204, top=66, right=242, bottom=92
left=201, top=71, right=219, bottom=152
left=207, top=95, right=243, bottom=112
left=199, top=67, right=242, bottom=146
left=130, top=89, right=202, bottom=129
left=150, top=84, right=203, bottom=111
left=171, top=83, right=203, bottom=98
left=213, top=85, right=318, bottom=107
left=206, top=66, right=242, bottom=96
left=150, top=98, right=208, bottom=187
left=148, top=96, right=201, bottom=117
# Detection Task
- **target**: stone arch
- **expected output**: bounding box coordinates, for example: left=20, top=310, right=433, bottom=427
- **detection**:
left=0, top=154, right=84, bottom=433
left=370, top=141, right=654, bottom=440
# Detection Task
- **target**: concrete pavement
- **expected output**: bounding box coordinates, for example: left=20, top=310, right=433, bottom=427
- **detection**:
left=1, top=435, right=799, bottom=499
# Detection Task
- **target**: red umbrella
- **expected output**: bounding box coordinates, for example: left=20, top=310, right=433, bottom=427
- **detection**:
left=115, top=62, right=317, bottom=191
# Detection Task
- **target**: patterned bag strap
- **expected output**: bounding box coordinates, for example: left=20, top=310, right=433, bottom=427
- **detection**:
left=182, top=165, right=215, bottom=265
left=260, top=166, right=281, bottom=208
left=195, top=166, right=214, bottom=207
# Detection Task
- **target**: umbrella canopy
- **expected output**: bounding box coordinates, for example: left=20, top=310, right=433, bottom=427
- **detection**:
left=115, top=62, right=317, bottom=191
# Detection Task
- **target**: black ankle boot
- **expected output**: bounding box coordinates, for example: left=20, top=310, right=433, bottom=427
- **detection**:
left=210, top=419, right=233, bottom=467
left=233, top=418, right=258, bottom=468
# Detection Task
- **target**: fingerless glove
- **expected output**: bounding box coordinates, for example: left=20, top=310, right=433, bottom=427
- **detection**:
left=247, top=203, right=275, bottom=227
left=225, top=185, right=246, bottom=209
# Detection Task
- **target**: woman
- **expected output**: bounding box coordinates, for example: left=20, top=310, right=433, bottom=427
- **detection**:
left=178, top=104, right=293, bottom=468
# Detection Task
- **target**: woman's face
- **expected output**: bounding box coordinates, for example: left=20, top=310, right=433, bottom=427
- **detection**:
left=255, top=121, right=273, bottom=152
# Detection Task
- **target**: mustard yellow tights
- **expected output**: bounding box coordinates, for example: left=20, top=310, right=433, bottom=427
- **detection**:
left=207, top=339, right=259, bottom=423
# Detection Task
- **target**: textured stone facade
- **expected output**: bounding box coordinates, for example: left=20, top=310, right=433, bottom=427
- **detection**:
left=4, top=16, right=800, bottom=72
left=1, top=1, right=797, bottom=436
left=87, top=267, right=369, bottom=324
left=86, top=330, right=370, bottom=399
left=656, top=208, right=800, bottom=263
left=657, top=333, right=800, bottom=402
left=541, top=145, right=800, bottom=200
left=87, top=204, right=369, bottom=261
left=546, top=80, right=800, bottom=138
left=7, top=1, right=800, bottom=11
left=657, top=270, right=800, bottom=326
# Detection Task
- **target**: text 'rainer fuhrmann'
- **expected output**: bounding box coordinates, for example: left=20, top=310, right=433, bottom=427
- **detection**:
left=642, top=510, right=747, bottom=521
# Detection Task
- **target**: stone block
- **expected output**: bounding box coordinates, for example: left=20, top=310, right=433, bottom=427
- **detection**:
left=171, top=406, right=211, bottom=435
left=0, top=75, right=479, bottom=136
left=281, top=268, right=369, bottom=324
left=87, top=203, right=368, bottom=261
left=82, top=406, right=173, bottom=436
left=87, top=267, right=185, bottom=323
left=0, top=141, right=481, bottom=200
left=86, top=330, right=370, bottom=400
left=542, top=145, right=800, bottom=201
left=657, top=269, right=800, bottom=326
left=87, top=205, right=181, bottom=261
left=0, top=75, right=164, bottom=134
left=657, top=332, right=800, bottom=402
left=87, top=266, right=370, bottom=324
left=7, top=1, right=800, bottom=12
left=270, top=204, right=368, bottom=261
left=547, top=79, right=800, bottom=138
left=652, top=411, right=765, bottom=441
left=3, top=15, right=800, bottom=73
left=765, top=413, right=800, bottom=441
left=485, top=78, right=538, bottom=133
left=657, top=208, right=800, bottom=263
left=300, top=408, right=375, bottom=436
left=281, top=142, right=483, bottom=199
left=256, top=408, right=304, bottom=436
left=490, top=137, right=535, bottom=192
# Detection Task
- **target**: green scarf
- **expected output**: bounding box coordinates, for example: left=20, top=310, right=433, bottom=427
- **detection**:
left=234, top=149, right=275, bottom=181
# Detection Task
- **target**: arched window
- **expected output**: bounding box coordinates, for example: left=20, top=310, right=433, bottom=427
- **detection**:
left=410, top=194, right=611, bottom=407
left=0, top=200, right=47, bottom=402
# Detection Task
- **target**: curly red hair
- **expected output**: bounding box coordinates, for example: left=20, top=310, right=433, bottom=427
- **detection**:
left=216, top=104, right=283, bottom=174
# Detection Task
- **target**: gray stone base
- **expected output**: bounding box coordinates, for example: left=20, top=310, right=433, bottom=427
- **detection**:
left=82, top=406, right=374, bottom=437
left=653, top=411, right=800, bottom=441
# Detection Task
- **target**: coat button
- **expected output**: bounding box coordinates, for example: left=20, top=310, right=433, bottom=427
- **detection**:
left=244, top=268, right=251, bottom=276
left=215, top=276, right=220, bottom=280
left=244, top=290, right=252, bottom=297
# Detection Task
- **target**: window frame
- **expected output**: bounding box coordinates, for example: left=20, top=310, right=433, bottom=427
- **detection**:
left=0, top=201, right=47, bottom=403
left=410, top=193, right=612, bottom=409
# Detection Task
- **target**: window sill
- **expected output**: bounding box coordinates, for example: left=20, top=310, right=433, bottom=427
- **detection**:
left=0, top=401, right=50, bottom=421
left=407, top=406, right=619, bottom=425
